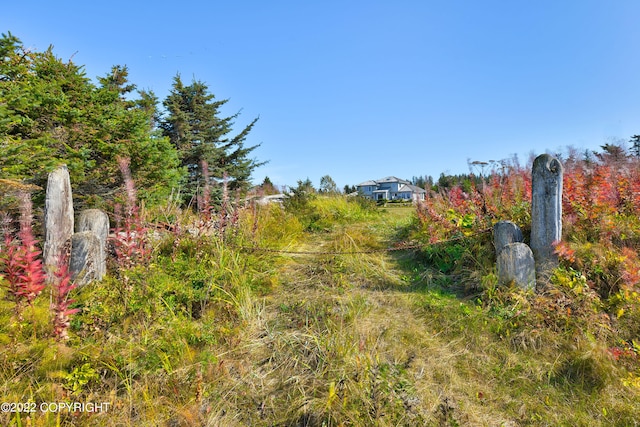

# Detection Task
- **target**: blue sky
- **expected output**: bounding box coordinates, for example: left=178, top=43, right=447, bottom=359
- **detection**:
left=3, top=1, right=640, bottom=190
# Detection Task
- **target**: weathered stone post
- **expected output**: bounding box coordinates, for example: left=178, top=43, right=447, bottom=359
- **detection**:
left=493, top=220, right=524, bottom=254
left=70, top=231, right=103, bottom=286
left=77, top=209, right=110, bottom=247
left=496, top=243, right=536, bottom=290
left=493, top=221, right=535, bottom=289
left=71, top=209, right=110, bottom=285
left=43, top=165, right=74, bottom=281
left=530, top=154, right=563, bottom=280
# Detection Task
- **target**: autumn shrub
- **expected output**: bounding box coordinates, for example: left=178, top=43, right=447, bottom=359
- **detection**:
left=414, top=146, right=640, bottom=386
left=50, top=259, right=79, bottom=341
left=0, top=192, right=46, bottom=323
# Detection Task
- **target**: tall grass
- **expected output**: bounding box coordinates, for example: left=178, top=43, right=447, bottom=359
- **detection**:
left=410, top=146, right=640, bottom=424
left=1, top=163, right=639, bottom=425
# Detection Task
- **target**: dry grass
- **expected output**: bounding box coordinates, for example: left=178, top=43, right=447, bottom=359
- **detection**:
left=1, top=197, right=639, bottom=426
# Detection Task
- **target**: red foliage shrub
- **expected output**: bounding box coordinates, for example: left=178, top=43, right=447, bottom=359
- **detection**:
left=0, top=192, right=46, bottom=316
left=51, top=258, right=79, bottom=341
left=416, top=146, right=640, bottom=302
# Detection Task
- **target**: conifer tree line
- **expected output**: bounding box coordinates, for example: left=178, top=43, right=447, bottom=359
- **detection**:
left=0, top=32, right=264, bottom=209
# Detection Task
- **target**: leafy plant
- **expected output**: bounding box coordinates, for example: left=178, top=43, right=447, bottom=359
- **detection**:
left=65, top=363, right=99, bottom=396
left=51, top=260, right=79, bottom=341
left=0, top=192, right=46, bottom=319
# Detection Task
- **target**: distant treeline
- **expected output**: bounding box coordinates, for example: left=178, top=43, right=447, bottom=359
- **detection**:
left=411, top=140, right=640, bottom=193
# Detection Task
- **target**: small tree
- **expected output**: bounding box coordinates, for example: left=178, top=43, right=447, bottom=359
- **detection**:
left=319, top=175, right=338, bottom=194
left=283, top=178, right=316, bottom=211
left=343, top=184, right=356, bottom=194
left=260, top=176, right=278, bottom=195
left=161, top=74, right=265, bottom=204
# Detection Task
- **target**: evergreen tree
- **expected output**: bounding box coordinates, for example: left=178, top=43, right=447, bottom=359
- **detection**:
left=596, top=143, right=628, bottom=164
left=630, top=135, right=640, bottom=157
left=160, top=75, right=265, bottom=204
left=260, top=176, right=278, bottom=194
left=0, top=33, right=183, bottom=207
left=343, top=184, right=356, bottom=194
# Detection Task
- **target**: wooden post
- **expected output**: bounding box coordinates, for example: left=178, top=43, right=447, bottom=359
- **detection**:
left=531, top=154, right=563, bottom=282
left=75, top=209, right=109, bottom=283
left=43, top=166, right=74, bottom=281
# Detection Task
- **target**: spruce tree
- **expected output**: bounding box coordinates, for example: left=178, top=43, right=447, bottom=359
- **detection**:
left=0, top=33, right=183, bottom=207
left=630, top=135, right=640, bottom=157
left=161, top=75, right=265, bottom=204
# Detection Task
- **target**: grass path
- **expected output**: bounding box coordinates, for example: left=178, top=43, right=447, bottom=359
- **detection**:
left=206, top=204, right=640, bottom=426
left=210, top=207, right=518, bottom=426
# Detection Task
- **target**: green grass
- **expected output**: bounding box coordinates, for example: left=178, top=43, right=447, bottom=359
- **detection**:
left=1, top=195, right=639, bottom=426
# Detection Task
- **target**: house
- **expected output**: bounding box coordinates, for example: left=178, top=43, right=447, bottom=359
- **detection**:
left=356, top=176, right=426, bottom=202
left=245, top=193, right=288, bottom=205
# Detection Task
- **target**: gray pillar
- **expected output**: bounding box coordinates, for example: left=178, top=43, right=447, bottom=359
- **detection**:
left=531, top=154, right=563, bottom=279
left=70, top=231, right=104, bottom=287
left=493, top=220, right=524, bottom=254
left=77, top=209, right=109, bottom=244
left=496, top=242, right=536, bottom=290
left=43, top=165, right=74, bottom=281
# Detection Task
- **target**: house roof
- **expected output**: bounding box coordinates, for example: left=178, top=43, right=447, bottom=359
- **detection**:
left=357, top=176, right=410, bottom=187
left=398, top=184, right=426, bottom=193
left=375, top=176, right=410, bottom=184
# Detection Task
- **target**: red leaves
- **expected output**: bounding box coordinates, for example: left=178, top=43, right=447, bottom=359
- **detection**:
left=563, top=161, right=640, bottom=227
left=554, top=241, right=576, bottom=264
left=620, top=247, right=640, bottom=289
left=0, top=193, right=46, bottom=313
left=51, top=260, right=79, bottom=341
left=415, top=148, right=640, bottom=301
left=1, top=191, right=79, bottom=340
left=112, top=157, right=151, bottom=270
left=415, top=159, right=532, bottom=239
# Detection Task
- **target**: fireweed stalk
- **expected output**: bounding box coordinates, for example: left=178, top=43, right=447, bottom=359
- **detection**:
left=50, top=255, right=79, bottom=341
left=0, top=192, right=46, bottom=320
left=112, top=156, right=151, bottom=270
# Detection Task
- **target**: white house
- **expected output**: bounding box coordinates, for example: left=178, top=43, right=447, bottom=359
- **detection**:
left=356, top=176, right=426, bottom=202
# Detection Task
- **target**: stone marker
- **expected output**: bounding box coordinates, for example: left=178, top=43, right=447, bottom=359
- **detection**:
left=76, top=209, right=109, bottom=284
left=77, top=208, right=109, bottom=253
left=530, top=154, right=563, bottom=277
left=493, top=220, right=524, bottom=254
left=70, top=231, right=103, bottom=286
left=496, top=242, right=536, bottom=290
left=43, top=165, right=74, bottom=281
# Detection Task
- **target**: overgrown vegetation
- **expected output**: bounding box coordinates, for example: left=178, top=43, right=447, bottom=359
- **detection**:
left=1, top=31, right=640, bottom=427
left=2, top=157, right=640, bottom=424
left=410, top=143, right=640, bottom=425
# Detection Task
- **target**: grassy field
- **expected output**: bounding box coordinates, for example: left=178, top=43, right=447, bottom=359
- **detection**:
left=1, top=195, right=639, bottom=426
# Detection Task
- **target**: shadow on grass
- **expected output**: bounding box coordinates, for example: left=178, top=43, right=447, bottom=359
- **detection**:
left=364, top=215, right=495, bottom=302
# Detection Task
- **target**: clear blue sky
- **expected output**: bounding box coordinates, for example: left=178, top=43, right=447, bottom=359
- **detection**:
left=3, top=1, right=640, bottom=190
